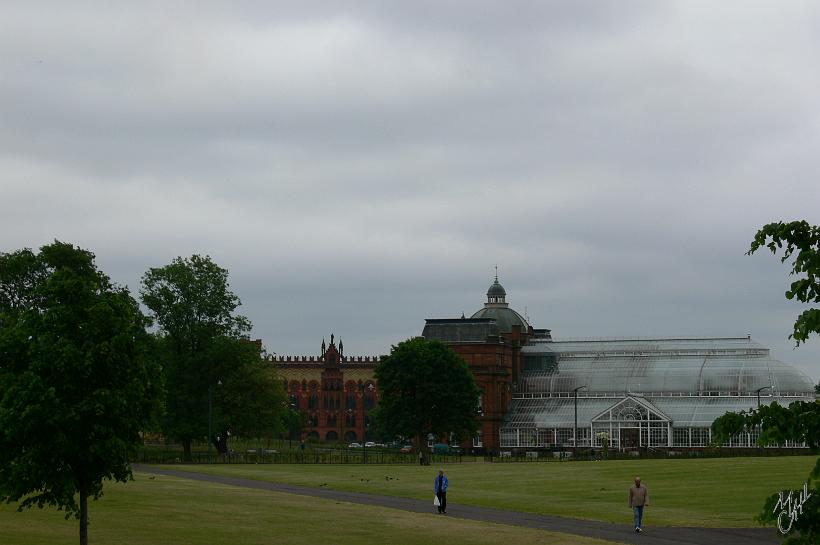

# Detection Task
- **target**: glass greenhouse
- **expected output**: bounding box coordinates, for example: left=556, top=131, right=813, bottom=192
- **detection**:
left=501, top=337, right=816, bottom=450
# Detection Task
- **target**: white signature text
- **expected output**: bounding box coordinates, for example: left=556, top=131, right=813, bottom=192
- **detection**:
left=773, top=481, right=812, bottom=535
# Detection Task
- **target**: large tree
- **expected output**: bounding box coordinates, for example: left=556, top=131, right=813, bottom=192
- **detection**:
left=712, top=221, right=820, bottom=544
left=372, top=337, right=479, bottom=463
left=0, top=242, right=160, bottom=545
left=205, top=335, right=286, bottom=453
left=140, top=255, right=284, bottom=459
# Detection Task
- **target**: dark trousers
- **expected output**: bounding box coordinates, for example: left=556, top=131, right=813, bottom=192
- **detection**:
left=437, top=491, right=447, bottom=513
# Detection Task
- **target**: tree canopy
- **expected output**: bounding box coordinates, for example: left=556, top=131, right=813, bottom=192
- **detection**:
left=710, top=220, right=820, bottom=544
left=749, top=220, right=820, bottom=345
left=140, top=254, right=284, bottom=458
left=0, top=241, right=161, bottom=545
left=372, top=337, right=479, bottom=462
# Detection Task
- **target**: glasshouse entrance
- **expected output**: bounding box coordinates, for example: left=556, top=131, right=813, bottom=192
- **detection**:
left=591, top=397, right=671, bottom=450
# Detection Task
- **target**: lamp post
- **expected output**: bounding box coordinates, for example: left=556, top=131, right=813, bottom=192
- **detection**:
left=573, top=385, right=588, bottom=459
left=208, top=384, right=213, bottom=460
left=755, top=386, right=771, bottom=409
left=362, top=383, right=374, bottom=464
left=289, top=400, right=297, bottom=449
left=363, top=419, right=369, bottom=464
left=208, top=380, right=222, bottom=460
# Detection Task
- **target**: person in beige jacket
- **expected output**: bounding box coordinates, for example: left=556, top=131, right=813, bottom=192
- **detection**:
left=629, top=476, right=649, bottom=532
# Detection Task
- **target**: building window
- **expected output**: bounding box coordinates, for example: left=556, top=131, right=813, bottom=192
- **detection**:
left=472, top=432, right=483, bottom=447
left=327, top=414, right=337, bottom=427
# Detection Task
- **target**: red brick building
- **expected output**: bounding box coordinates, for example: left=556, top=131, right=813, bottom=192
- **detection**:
left=272, top=335, right=380, bottom=443
left=422, top=276, right=550, bottom=453
left=271, top=277, right=546, bottom=452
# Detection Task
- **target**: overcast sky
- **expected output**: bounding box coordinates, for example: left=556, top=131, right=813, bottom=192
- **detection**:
left=2, top=1, right=819, bottom=381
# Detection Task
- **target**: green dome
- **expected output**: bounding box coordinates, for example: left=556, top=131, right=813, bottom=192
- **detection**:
left=473, top=275, right=528, bottom=333
left=470, top=306, right=529, bottom=333
left=487, top=280, right=506, bottom=298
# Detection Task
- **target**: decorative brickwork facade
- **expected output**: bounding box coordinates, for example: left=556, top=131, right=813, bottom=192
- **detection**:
left=272, top=335, right=380, bottom=443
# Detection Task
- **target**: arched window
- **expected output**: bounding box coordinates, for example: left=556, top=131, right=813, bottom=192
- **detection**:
left=344, top=430, right=357, bottom=442
left=327, top=413, right=337, bottom=427
left=307, top=431, right=319, bottom=441
left=326, top=431, right=339, bottom=442
left=309, top=392, right=319, bottom=410
left=346, top=394, right=357, bottom=410
left=345, top=411, right=356, bottom=427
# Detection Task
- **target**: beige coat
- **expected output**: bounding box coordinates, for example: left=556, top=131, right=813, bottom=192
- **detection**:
left=629, top=485, right=649, bottom=507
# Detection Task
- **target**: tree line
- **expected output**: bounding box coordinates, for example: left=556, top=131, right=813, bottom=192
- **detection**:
left=0, top=240, right=482, bottom=545
left=0, top=242, right=287, bottom=545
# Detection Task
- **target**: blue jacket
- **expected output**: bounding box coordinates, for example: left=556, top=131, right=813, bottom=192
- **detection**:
left=434, top=475, right=449, bottom=493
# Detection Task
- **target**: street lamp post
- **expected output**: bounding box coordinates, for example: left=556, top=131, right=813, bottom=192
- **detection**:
left=208, top=380, right=222, bottom=460
left=362, top=383, right=374, bottom=464
left=289, top=401, right=297, bottom=449
left=755, top=386, right=771, bottom=409
left=573, top=385, right=588, bottom=459
left=363, top=420, right=368, bottom=464
left=208, top=384, right=213, bottom=460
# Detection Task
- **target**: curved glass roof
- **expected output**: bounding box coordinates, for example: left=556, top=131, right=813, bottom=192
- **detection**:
left=505, top=394, right=813, bottom=428
left=520, top=337, right=815, bottom=396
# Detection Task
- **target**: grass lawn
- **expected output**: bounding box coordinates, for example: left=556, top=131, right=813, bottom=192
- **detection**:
left=161, top=455, right=818, bottom=527
left=0, top=472, right=617, bottom=545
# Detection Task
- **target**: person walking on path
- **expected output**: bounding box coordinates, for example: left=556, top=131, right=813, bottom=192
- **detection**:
left=629, top=476, right=649, bottom=533
left=434, top=469, right=448, bottom=514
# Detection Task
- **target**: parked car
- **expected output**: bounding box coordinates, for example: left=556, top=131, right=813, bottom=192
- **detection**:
left=432, top=443, right=463, bottom=455
left=348, top=442, right=362, bottom=448
left=364, top=441, right=376, bottom=448
left=399, top=445, right=414, bottom=454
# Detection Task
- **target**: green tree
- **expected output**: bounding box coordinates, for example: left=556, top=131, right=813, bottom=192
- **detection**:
left=206, top=336, right=286, bottom=453
left=372, top=337, right=479, bottom=464
left=141, top=255, right=284, bottom=459
left=712, top=401, right=819, bottom=544
left=749, top=220, right=820, bottom=344
left=0, top=241, right=161, bottom=545
left=711, top=221, right=820, bottom=544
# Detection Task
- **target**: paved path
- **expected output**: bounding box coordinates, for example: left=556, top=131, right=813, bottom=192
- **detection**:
left=136, top=466, right=780, bottom=545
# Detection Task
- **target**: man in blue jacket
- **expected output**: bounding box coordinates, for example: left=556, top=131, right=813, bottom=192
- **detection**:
left=434, top=469, right=449, bottom=514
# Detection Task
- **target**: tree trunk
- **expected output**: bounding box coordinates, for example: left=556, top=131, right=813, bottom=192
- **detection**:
left=79, top=481, right=89, bottom=545
left=415, top=433, right=428, bottom=465
left=182, top=439, right=192, bottom=462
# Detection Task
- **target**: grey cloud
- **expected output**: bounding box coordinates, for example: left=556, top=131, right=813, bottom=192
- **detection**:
left=2, top=1, right=820, bottom=378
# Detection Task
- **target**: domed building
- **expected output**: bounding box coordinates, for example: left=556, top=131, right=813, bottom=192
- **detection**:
left=424, top=276, right=817, bottom=454
left=422, top=275, right=548, bottom=452
left=470, top=277, right=530, bottom=334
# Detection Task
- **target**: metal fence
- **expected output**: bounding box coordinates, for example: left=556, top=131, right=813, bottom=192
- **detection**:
left=135, top=448, right=468, bottom=465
